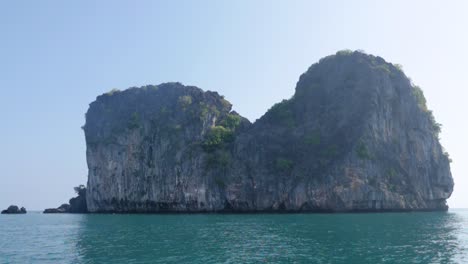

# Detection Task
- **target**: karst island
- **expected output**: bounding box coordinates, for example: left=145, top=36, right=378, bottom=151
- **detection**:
left=75, top=51, right=454, bottom=213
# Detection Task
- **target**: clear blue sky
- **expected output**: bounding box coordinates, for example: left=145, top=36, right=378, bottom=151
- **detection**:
left=1, top=1, right=467, bottom=210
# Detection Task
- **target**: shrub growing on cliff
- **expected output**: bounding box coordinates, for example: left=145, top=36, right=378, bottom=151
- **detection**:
left=141, top=85, right=158, bottom=91
left=374, top=64, right=391, bottom=74
left=268, top=99, right=295, bottom=128
left=304, top=130, right=321, bottom=145
left=202, top=126, right=234, bottom=151
left=127, top=112, right=141, bottom=129
left=275, top=158, right=294, bottom=172
left=178, top=95, right=192, bottom=110
left=412, top=86, right=443, bottom=138
left=194, top=102, right=222, bottom=120
left=74, top=184, right=86, bottom=196
left=220, top=114, right=241, bottom=130
left=356, top=141, right=372, bottom=160
left=387, top=168, right=397, bottom=178
left=412, top=86, right=428, bottom=112
left=105, top=88, right=120, bottom=96
left=428, top=110, right=442, bottom=138
left=336, top=49, right=353, bottom=56
left=443, top=150, right=452, bottom=163
left=394, top=63, right=403, bottom=72
left=205, top=151, right=231, bottom=169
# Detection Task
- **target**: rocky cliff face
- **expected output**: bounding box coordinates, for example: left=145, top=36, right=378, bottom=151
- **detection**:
left=84, top=51, right=453, bottom=213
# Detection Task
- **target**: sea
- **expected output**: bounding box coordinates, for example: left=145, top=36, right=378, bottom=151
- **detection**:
left=1, top=209, right=468, bottom=263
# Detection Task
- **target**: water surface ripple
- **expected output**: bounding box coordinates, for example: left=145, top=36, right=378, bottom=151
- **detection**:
left=1, top=210, right=468, bottom=263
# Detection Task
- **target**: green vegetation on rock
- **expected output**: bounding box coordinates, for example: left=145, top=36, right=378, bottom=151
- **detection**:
left=387, top=168, right=398, bottom=178
left=220, top=113, right=241, bottom=130
left=206, top=151, right=231, bottom=169
left=336, top=49, right=353, bottom=56
left=268, top=99, right=295, bottom=128
left=275, top=158, right=294, bottom=171
left=429, top=111, right=442, bottom=138
left=394, top=63, right=403, bottom=72
left=412, top=86, right=428, bottom=112
left=74, top=184, right=86, bottom=196
left=127, top=112, right=141, bottom=129
left=141, top=85, right=158, bottom=91
left=202, top=126, right=234, bottom=152
left=304, top=130, right=321, bottom=145
left=195, top=102, right=221, bottom=120
left=412, top=85, right=443, bottom=138
left=178, top=95, right=192, bottom=110
left=356, top=141, right=372, bottom=160
left=202, top=114, right=241, bottom=153
left=374, top=64, right=391, bottom=74
left=443, top=149, right=452, bottom=163
left=105, top=88, right=120, bottom=96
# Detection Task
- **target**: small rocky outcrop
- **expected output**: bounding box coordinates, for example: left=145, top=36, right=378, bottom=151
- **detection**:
left=43, top=185, right=88, bottom=214
left=84, top=50, right=453, bottom=213
left=1, top=205, right=26, bottom=214
left=69, top=186, right=87, bottom=213
left=43, top=204, right=70, bottom=213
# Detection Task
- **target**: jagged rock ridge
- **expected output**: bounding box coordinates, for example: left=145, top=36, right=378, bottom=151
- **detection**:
left=83, top=51, right=453, bottom=213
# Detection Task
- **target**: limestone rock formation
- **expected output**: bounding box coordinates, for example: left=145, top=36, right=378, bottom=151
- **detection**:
left=84, top=51, right=453, bottom=213
left=1, top=205, right=26, bottom=214
left=43, top=185, right=88, bottom=213
left=43, top=204, right=70, bottom=214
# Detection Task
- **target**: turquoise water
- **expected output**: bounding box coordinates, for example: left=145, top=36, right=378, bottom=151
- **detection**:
left=1, top=210, right=468, bottom=263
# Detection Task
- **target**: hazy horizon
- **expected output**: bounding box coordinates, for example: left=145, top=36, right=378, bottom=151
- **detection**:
left=1, top=0, right=467, bottom=210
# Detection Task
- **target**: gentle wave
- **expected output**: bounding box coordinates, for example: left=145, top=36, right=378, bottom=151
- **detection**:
left=1, top=210, right=468, bottom=263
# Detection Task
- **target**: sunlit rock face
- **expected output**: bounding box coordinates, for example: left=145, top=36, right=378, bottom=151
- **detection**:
left=84, top=51, right=453, bottom=213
